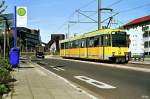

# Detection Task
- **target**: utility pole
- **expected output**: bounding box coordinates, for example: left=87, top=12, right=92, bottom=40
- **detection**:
left=98, top=0, right=101, bottom=30
left=67, top=23, right=70, bottom=39
left=3, top=31, right=6, bottom=59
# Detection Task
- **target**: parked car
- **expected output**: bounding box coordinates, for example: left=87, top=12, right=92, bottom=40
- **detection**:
left=36, top=52, right=45, bottom=58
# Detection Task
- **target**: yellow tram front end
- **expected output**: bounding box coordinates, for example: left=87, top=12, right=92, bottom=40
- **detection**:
left=107, top=30, right=129, bottom=63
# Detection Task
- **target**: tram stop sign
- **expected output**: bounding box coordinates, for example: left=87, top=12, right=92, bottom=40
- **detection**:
left=10, top=47, right=20, bottom=68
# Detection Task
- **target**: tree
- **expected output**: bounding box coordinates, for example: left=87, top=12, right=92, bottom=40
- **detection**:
left=0, top=0, right=8, bottom=56
left=0, top=0, right=7, bottom=14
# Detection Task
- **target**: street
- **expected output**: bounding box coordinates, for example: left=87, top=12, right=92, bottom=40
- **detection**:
left=32, top=57, right=150, bottom=99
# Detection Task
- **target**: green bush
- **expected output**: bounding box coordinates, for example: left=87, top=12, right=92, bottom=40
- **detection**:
left=0, top=58, right=12, bottom=71
left=0, top=68, right=11, bottom=83
left=0, top=57, right=12, bottom=97
left=0, top=84, right=8, bottom=94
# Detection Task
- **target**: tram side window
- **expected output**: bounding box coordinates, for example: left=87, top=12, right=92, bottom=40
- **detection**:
left=72, top=40, right=79, bottom=48
left=65, top=42, right=69, bottom=49
left=70, top=41, right=73, bottom=48
left=100, top=35, right=110, bottom=46
left=61, top=43, right=64, bottom=49
left=104, top=35, right=110, bottom=46
left=80, top=39, right=86, bottom=48
left=100, top=36, right=104, bottom=46
left=72, top=41, right=75, bottom=48
left=87, top=37, right=94, bottom=47
left=76, top=40, right=79, bottom=48
left=94, top=37, right=99, bottom=47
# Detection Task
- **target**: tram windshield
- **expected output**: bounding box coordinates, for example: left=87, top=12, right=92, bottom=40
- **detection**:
left=112, top=31, right=127, bottom=47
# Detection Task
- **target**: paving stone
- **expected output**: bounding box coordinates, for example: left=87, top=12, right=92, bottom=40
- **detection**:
left=10, top=61, right=92, bottom=99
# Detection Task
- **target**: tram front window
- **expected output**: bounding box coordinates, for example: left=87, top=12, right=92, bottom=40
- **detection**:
left=112, top=32, right=127, bottom=47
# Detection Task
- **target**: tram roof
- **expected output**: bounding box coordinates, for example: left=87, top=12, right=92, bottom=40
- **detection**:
left=60, top=29, right=126, bottom=43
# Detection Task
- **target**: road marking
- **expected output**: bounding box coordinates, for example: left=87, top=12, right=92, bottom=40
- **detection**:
left=52, top=67, right=65, bottom=71
left=50, top=65, right=65, bottom=71
left=57, top=67, right=65, bottom=71
left=53, top=68, right=60, bottom=71
left=74, top=76, right=116, bottom=89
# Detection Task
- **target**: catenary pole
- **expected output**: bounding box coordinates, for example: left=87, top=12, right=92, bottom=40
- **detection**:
left=98, top=0, right=101, bottom=30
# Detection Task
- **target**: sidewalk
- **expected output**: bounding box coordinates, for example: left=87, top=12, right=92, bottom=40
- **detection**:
left=129, top=58, right=150, bottom=65
left=6, top=61, right=94, bottom=99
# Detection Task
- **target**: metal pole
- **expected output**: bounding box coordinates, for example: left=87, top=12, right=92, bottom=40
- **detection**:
left=68, top=24, right=70, bottom=38
left=14, top=6, right=17, bottom=47
left=98, top=0, right=101, bottom=30
left=3, top=31, right=6, bottom=59
left=3, top=19, right=6, bottom=59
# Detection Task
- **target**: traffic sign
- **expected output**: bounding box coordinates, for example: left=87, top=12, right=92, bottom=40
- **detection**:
left=16, top=6, right=27, bottom=27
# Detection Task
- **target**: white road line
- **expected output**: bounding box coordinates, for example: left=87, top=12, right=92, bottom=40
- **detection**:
left=50, top=65, right=65, bottom=71
left=50, top=66, right=55, bottom=68
left=53, top=68, right=60, bottom=71
left=74, top=76, right=116, bottom=89
left=57, top=67, right=65, bottom=71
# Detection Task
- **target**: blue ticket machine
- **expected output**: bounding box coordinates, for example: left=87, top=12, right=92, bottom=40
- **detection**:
left=10, top=47, right=20, bottom=68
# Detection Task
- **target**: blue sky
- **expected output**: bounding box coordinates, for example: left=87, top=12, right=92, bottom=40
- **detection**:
left=5, top=0, right=150, bottom=43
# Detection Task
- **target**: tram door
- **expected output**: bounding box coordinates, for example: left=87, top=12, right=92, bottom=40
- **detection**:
left=99, top=35, right=105, bottom=60
left=79, top=39, right=87, bottom=58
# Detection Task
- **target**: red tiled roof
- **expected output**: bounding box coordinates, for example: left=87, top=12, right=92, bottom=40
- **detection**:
left=124, top=15, right=150, bottom=27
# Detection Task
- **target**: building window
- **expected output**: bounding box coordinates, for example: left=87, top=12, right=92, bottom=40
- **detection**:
left=142, top=26, right=149, bottom=31
left=144, top=41, right=148, bottom=48
left=149, top=41, right=150, bottom=48
left=143, top=31, right=148, bottom=38
left=145, top=52, right=148, bottom=55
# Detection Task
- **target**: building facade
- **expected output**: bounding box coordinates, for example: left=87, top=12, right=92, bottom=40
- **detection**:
left=46, top=34, right=65, bottom=53
left=124, top=15, right=150, bottom=57
left=0, top=13, right=41, bottom=53
left=0, top=13, right=13, bottom=34
left=17, top=27, right=41, bottom=52
left=143, top=25, right=150, bottom=55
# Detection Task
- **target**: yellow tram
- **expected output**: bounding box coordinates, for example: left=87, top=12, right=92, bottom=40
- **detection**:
left=60, top=29, right=129, bottom=63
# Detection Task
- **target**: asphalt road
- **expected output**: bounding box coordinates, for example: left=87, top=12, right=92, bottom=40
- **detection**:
left=32, top=58, right=150, bottom=99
